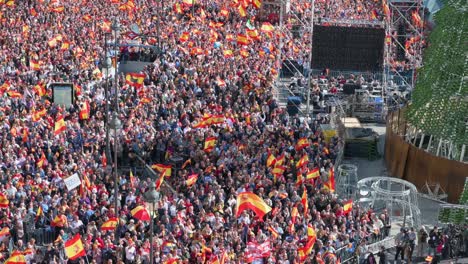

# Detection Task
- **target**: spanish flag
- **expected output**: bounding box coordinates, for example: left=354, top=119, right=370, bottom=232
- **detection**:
left=235, top=192, right=272, bottom=219
left=298, top=235, right=315, bottom=261
left=276, top=153, right=285, bottom=166
left=296, top=154, right=309, bottom=168
left=186, top=173, right=198, bottom=187
left=204, top=137, right=217, bottom=152
left=240, top=49, right=249, bottom=58
left=34, top=83, right=46, bottom=97
left=101, top=19, right=112, bottom=32
left=238, top=5, right=246, bottom=17
left=174, top=3, right=182, bottom=13
left=246, top=29, right=260, bottom=40
left=301, top=187, right=308, bottom=217
left=296, top=170, right=304, bottom=186
left=0, top=227, right=10, bottom=238
left=261, top=22, right=275, bottom=33
left=0, top=193, right=9, bottom=208
left=32, top=108, right=47, bottom=122
left=7, top=91, right=23, bottom=98
left=211, top=115, right=225, bottom=125
left=151, top=164, right=172, bottom=177
left=272, top=165, right=286, bottom=176
left=268, top=225, right=279, bottom=239
left=323, top=167, right=336, bottom=193
left=252, top=0, right=261, bottom=8
left=82, top=14, right=92, bottom=22
left=266, top=153, right=276, bottom=167
left=5, top=251, right=26, bottom=264
left=30, top=60, right=40, bottom=71
left=54, top=114, right=66, bottom=135
left=182, top=158, right=191, bottom=169
left=343, top=200, right=353, bottom=214
left=48, top=37, right=58, bottom=48
left=51, top=215, right=67, bottom=227
left=291, top=206, right=298, bottom=223
left=37, top=152, right=46, bottom=168
left=237, top=34, right=249, bottom=45
left=295, top=137, right=310, bottom=151
left=50, top=6, right=65, bottom=13
left=179, top=32, right=190, bottom=42
left=64, top=234, right=86, bottom=260
left=79, top=101, right=90, bottom=120
left=101, top=217, right=118, bottom=231
left=155, top=172, right=165, bottom=190
left=307, top=224, right=317, bottom=241
left=220, top=8, right=229, bottom=16
left=61, top=41, right=70, bottom=50
left=306, top=168, right=320, bottom=180
left=35, top=206, right=43, bottom=221
left=223, top=50, right=233, bottom=58
left=125, top=73, right=145, bottom=88
left=182, top=0, right=194, bottom=6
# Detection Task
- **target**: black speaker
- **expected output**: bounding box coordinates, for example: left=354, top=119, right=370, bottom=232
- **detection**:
left=292, top=25, right=302, bottom=39
left=343, top=84, right=361, bottom=95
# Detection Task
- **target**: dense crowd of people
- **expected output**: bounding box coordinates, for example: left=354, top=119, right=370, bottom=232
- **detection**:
left=0, top=0, right=392, bottom=263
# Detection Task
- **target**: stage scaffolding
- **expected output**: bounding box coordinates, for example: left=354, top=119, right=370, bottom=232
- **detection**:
left=383, top=0, right=425, bottom=105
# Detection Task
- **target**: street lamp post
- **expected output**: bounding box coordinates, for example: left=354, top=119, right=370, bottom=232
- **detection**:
left=110, top=20, right=122, bottom=245
left=144, top=182, right=160, bottom=264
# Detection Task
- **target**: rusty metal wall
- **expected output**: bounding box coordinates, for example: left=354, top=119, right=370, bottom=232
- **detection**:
left=385, top=110, right=468, bottom=203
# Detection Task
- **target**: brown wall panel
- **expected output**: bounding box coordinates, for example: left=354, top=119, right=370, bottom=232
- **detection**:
left=385, top=114, right=468, bottom=203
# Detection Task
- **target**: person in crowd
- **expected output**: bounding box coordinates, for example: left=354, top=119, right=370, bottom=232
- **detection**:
left=418, top=226, right=429, bottom=258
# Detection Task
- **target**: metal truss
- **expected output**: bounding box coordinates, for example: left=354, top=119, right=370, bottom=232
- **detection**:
left=383, top=0, right=425, bottom=96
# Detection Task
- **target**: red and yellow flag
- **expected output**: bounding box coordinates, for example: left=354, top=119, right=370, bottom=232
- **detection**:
left=295, top=137, right=310, bottom=151
left=235, top=192, right=272, bottom=219
left=182, top=0, right=194, bottom=6
left=266, top=153, right=276, bottom=167
left=32, top=108, right=47, bottom=122
left=101, top=217, right=118, bottom=231
left=34, top=83, right=46, bottom=97
left=343, top=200, right=353, bottom=214
left=54, top=114, right=66, bottom=135
left=306, top=168, right=320, bottom=180
left=50, top=6, right=65, bottom=13
left=79, top=101, right=90, bottom=120
left=30, top=60, right=40, bottom=71
left=179, top=32, right=190, bottom=42
left=204, top=137, right=217, bottom=152
left=51, top=215, right=67, bottom=227
left=151, top=164, right=172, bottom=177
left=261, top=22, right=275, bottom=33
left=35, top=206, right=43, bottom=221
left=296, top=154, right=309, bottom=168
left=155, top=171, right=165, bottom=190
left=237, top=34, right=249, bottom=45
left=186, top=173, right=198, bottom=187
left=301, top=187, right=308, bottom=217
left=64, top=234, right=86, bottom=260
left=125, top=73, right=145, bottom=88
left=238, top=5, right=246, bottom=17
left=268, top=225, right=279, bottom=239
left=5, top=251, right=26, bottom=264
left=0, top=193, right=9, bottom=208
left=291, top=206, right=298, bottom=223
left=0, top=227, right=10, bottom=238
left=272, top=165, right=286, bottom=176
left=323, top=167, right=336, bottom=193
left=252, top=0, right=261, bottom=8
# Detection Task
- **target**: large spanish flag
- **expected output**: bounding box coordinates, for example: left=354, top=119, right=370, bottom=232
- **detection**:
left=32, top=108, right=47, bottom=122
left=0, top=193, right=9, bottom=208
left=64, top=234, right=86, bottom=260
left=5, top=251, right=26, bottom=264
left=261, top=22, right=275, bottom=33
left=204, top=137, right=217, bottom=152
left=101, top=217, right=118, bottom=231
left=125, top=73, right=145, bottom=88
left=235, top=192, right=271, bottom=219
left=54, top=114, right=66, bottom=135
left=151, top=164, right=172, bottom=177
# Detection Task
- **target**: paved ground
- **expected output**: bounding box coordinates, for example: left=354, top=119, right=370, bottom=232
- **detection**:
left=344, top=123, right=461, bottom=263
